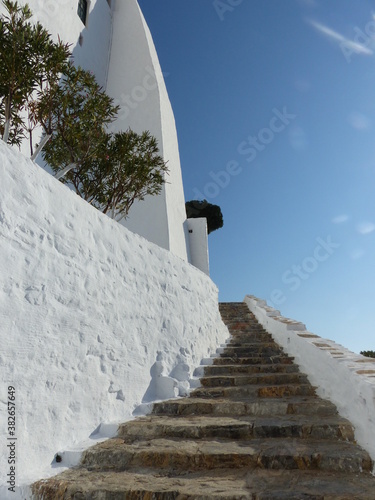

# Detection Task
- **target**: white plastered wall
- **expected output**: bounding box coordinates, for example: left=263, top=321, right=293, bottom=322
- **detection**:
left=105, top=0, right=189, bottom=261
left=186, top=218, right=210, bottom=276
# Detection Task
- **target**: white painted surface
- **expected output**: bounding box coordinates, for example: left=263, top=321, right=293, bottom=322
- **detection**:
left=186, top=218, right=210, bottom=276
left=0, top=0, right=113, bottom=87
left=106, top=0, right=189, bottom=261
left=0, top=142, right=228, bottom=498
left=244, top=294, right=375, bottom=467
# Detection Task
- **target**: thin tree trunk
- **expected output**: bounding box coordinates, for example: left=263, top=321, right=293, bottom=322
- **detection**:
left=2, top=92, right=13, bottom=143
left=31, top=134, right=52, bottom=161
left=29, top=130, right=33, bottom=157
left=2, top=119, right=11, bottom=143
left=55, top=163, right=76, bottom=180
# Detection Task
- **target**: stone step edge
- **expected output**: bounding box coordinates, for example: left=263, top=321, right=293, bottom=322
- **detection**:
left=193, top=365, right=300, bottom=376
left=191, top=383, right=317, bottom=396
left=31, top=467, right=375, bottom=500
left=199, top=373, right=308, bottom=383
left=118, top=415, right=355, bottom=442
left=151, top=399, right=339, bottom=418
left=80, top=437, right=373, bottom=473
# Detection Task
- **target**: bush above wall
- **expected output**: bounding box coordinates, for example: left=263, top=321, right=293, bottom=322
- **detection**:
left=185, top=200, right=224, bottom=234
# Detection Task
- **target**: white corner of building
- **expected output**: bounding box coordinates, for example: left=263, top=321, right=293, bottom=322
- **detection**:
left=186, top=218, right=210, bottom=276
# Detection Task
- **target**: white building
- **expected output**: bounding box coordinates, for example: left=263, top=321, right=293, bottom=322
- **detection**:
left=0, top=0, right=209, bottom=273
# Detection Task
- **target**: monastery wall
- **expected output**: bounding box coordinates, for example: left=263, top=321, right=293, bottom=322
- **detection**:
left=0, top=0, right=197, bottom=265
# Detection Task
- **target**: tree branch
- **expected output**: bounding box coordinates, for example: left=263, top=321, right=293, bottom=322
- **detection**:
left=54, top=162, right=76, bottom=180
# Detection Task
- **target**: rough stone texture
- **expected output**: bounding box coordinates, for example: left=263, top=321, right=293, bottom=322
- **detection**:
left=32, top=302, right=375, bottom=499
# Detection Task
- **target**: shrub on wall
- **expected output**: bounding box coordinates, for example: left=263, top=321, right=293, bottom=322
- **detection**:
left=0, top=1, right=168, bottom=222
left=186, top=200, right=224, bottom=234
left=0, top=0, right=70, bottom=148
left=360, top=350, right=375, bottom=359
left=35, top=62, right=119, bottom=177
left=84, top=130, right=168, bottom=221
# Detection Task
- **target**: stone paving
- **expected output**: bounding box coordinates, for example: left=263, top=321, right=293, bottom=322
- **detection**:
left=32, top=302, right=375, bottom=499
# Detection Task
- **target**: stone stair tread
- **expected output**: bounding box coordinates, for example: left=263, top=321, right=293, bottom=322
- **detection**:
left=246, top=469, right=375, bottom=499
left=32, top=467, right=251, bottom=499
left=32, top=467, right=375, bottom=500
left=227, top=339, right=275, bottom=345
left=202, top=363, right=300, bottom=375
left=225, top=342, right=279, bottom=347
left=230, top=331, right=269, bottom=336
left=123, top=414, right=351, bottom=427
left=220, top=347, right=283, bottom=354
left=246, top=470, right=375, bottom=500
left=130, top=414, right=351, bottom=426
left=200, top=373, right=309, bottom=387
left=118, top=414, right=354, bottom=442
left=80, top=436, right=372, bottom=473
left=191, top=383, right=316, bottom=399
left=213, top=356, right=294, bottom=365
left=152, top=396, right=339, bottom=417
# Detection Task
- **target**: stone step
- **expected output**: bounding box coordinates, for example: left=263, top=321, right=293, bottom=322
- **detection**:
left=220, top=319, right=257, bottom=326
left=225, top=341, right=279, bottom=349
left=229, top=326, right=270, bottom=332
left=225, top=324, right=267, bottom=332
left=152, top=397, right=339, bottom=418
left=213, top=355, right=295, bottom=365
left=33, top=467, right=375, bottom=500
left=78, top=437, right=372, bottom=473
left=200, top=372, right=309, bottom=387
left=227, top=336, right=274, bottom=344
left=191, top=383, right=316, bottom=399
left=199, top=363, right=300, bottom=376
left=118, top=415, right=354, bottom=443
left=219, top=305, right=251, bottom=312
left=245, top=469, right=375, bottom=500
left=32, top=468, right=252, bottom=499
left=229, top=330, right=268, bottom=337
left=222, top=341, right=281, bottom=348
left=220, top=304, right=252, bottom=313
left=220, top=346, right=283, bottom=357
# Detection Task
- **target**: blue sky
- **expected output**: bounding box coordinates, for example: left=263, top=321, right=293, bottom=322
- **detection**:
left=138, top=0, right=375, bottom=354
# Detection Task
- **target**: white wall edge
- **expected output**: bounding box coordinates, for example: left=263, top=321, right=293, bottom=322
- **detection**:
left=244, top=294, right=375, bottom=466
left=186, top=218, right=209, bottom=276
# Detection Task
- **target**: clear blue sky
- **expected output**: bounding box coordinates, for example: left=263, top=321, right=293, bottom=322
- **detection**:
left=138, top=0, right=375, bottom=354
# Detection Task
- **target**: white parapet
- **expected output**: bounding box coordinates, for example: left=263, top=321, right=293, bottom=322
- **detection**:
left=244, top=294, right=375, bottom=466
left=186, top=218, right=210, bottom=276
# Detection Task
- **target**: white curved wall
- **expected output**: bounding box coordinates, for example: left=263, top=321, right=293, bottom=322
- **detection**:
left=105, top=0, right=189, bottom=261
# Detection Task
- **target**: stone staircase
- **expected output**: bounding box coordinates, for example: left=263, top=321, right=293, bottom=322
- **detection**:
left=32, top=302, right=375, bottom=499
